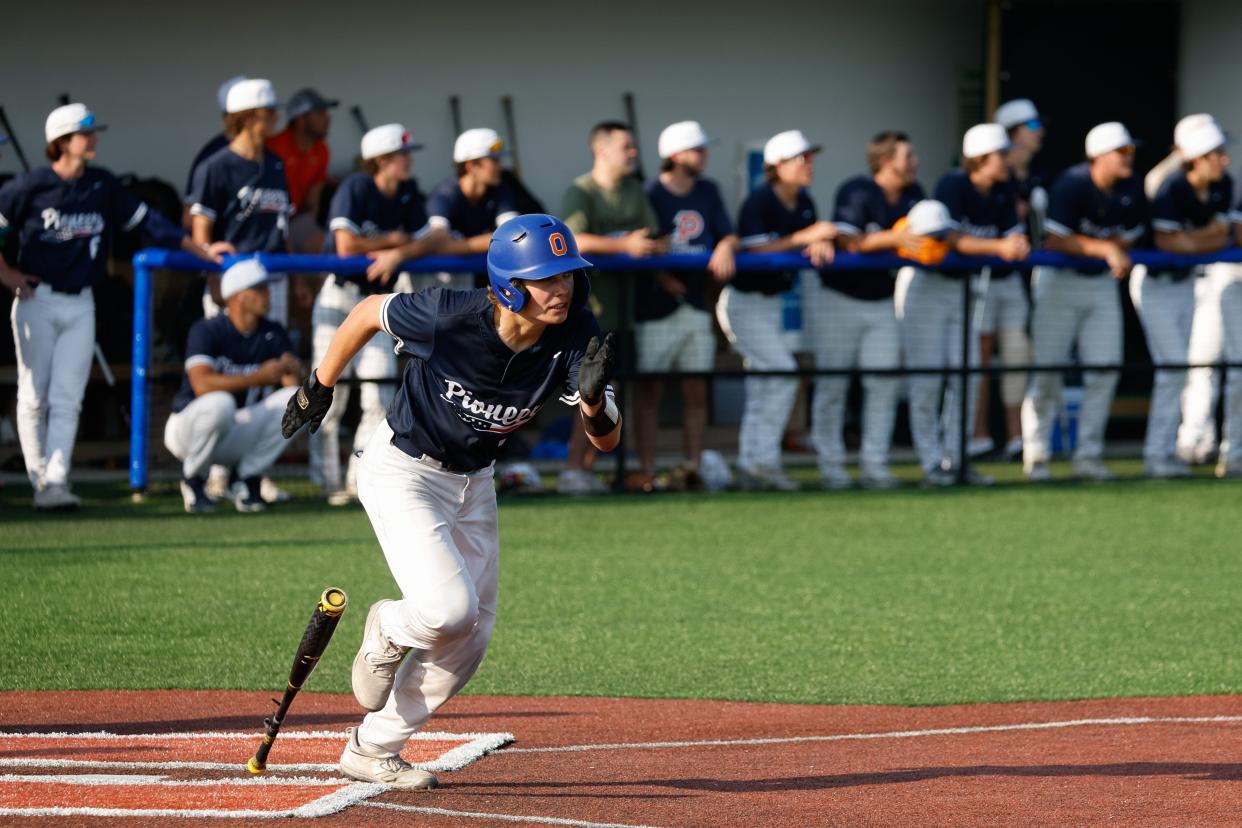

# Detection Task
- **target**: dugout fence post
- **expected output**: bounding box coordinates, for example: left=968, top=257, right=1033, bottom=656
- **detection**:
left=956, top=273, right=971, bottom=484
left=129, top=252, right=157, bottom=498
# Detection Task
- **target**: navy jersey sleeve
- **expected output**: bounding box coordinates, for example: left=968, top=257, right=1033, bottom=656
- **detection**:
left=327, top=176, right=366, bottom=237
left=1044, top=176, right=1084, bottom=238
left=560, top=311, right=605, bottom=404
left=183, top=321, right=220, bottom=370
left=270, top=325, right=294, bottom=357
left=1150, top=181, right=1182, bottom=233
left=379, top=289, right=439, bottom=359
left=832, top=180, right=871, bottom=236
left=405, top=187, right=431, bottom=236
left=187, top=160, right=226, bottom=222
left=493, top=182, right=519, bottom=225
left=737, top=191, right=776, bottom=248
left=933, top=175, right=967, bottom=223
left=1120, top=185, right=1149, bottom=243
left=104, top=176, right=185, bottom=249
left=999, top=186, right=1023, bottom=236
left=425, top=181, right=454, bottom=231
left=0, top=176, right=23, bottom=248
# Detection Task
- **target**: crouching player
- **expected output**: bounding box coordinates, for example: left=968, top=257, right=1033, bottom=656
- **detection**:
left=280, top=214, right=620, bottom=789
left=165, top=259, right=302, bottom=513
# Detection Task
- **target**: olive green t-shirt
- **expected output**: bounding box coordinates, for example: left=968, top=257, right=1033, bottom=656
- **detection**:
left=560, top=173, right=660, bottom=330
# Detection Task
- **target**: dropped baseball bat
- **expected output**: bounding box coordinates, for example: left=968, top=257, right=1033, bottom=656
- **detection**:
left=246, top=587, right=349, bottom=775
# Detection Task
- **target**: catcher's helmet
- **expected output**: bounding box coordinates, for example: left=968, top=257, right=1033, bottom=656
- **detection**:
left=486, top=214, right=592, bottom=312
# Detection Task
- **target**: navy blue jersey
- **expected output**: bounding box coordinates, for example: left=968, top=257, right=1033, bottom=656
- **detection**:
left=379, top=287, right=603, bottom=472
left=0, top=166, right=185, bottom=291
left=426, top=177, right=518, bottom=238
left=640, top=177, right=734, bottom=320
left=1152, top=171, right=1237, bottom=278
left=736, top=184, right=816, bottom=295
left=183, top=132, right=229, bottom=204
left=831, top=175, right=925, bottom=300
left=1045, top=162, right=1149, bottom=276
left=933, top=170, right=1023, bottom=279
left=171, top=315, right=294, bottom=413
left=323, top=172, right=430, bottom=293
left=188, top=147, right=290, bottom=253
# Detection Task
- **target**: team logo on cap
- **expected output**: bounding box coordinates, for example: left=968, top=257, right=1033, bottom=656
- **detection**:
left=548, top=232, right=567, bottom=256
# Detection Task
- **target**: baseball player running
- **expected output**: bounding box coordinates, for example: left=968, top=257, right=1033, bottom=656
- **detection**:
left=899, top=124, right=1028, bottom=486
left=1022, top=122, right=1147, bottom=481
left=725, top=129, right=837, bottom=490
left=637, top=120, right=738, bottom=486
left=281, top=214, right=620, bottom=789
left=165, top=259, right=301, bottom=512
left=311, top=123, right=438, bottom=505
left=1142, top=116, right=1234, bottom=477
left=823, top=130, right=925, bottom=489
left=188, top=79, right=292, bottom=325
left=0, top=103, right=230, bottom=510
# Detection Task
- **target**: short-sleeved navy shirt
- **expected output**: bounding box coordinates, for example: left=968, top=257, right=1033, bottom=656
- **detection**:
left=933, top=170, right=1024, bottom=279
left=171, top=315, right=294, bottom=413
left=425, top=177, right=518, bottom=238
left=323, top=172, right=430, bottom=293
left=736, top=184, right=816, bottom=295
left=0, top=166, right=185, bottom=291
left=188, top=147, right=290, bottom=253
left=1152, top=171, right=1237, bottom=278
left=831, top=175, right=925, bottom=299
left=378, top=287, right=603, bottom=472
left=640, top=176, right=734, bottom=320
left=1044, top=162, right=1149, bottom=276
left=183, top=133, right=229, bottom=204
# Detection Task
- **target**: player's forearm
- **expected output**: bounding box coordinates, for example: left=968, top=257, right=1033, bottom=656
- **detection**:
left=745, top=235, right=805, bottom=254
left=336, top=234, right=403, bottom=255
left=316, top=295, right=386, bottom=386
left=573, top=233, right=627, bottom=255
left=1045, top=233, right=1114, bottom=259
left=189, top=370, right=268, bottom=397
left=190, top=216, right=213, bottom=247
left=952, top=235, right=1004, bottom=257
left=855, top=230, right=903, bottom=253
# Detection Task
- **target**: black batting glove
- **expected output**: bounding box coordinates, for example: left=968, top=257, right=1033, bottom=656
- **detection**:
left=578, top=332, right=617, bottom=407
left=282, top=371, right=334, bottom=438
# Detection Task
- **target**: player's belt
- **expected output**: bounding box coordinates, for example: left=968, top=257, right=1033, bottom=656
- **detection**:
left=392, top=433, right=482, bottom=475
left=49, top=284, right=85, bottom=295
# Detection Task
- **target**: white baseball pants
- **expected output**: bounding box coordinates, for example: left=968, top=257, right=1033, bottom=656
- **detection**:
left=163, top=387, right=297, bottom=480
left=1021, top=268, right=1122, bottom=464
left=807, top=284, right=899, bottom=473
left=716, top=286, right=799, bottom=473
left=1178, top=264, right=1230, bottom=459
left=896, top=269, right=978, bottom=473
left=1217, top=268, right=1242, bottom=470
left=979, top=272, right=1032, bottom=405
left=1129, top=266, right=1194, bottom=461
left=309, top=277, right=396, bottom=492
left=10, top=284, right=95, bottom=487
left=355, top=420, right=499, bottom=755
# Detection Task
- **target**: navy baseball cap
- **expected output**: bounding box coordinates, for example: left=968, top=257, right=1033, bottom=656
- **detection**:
left=286, top=88, right=339, bottom=119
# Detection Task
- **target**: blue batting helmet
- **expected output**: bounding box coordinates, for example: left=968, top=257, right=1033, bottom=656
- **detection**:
left=487, top=214, right=592, bottom=312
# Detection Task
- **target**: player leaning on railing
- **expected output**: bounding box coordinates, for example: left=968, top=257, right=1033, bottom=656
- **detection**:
left=0, top=103, right=231, bottom=512
left=280, top=214, right=619, bottom=788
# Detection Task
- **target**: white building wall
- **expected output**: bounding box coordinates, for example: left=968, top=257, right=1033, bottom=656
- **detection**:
left=1180, top=0, right=1242, bottom=144
left=0, top=0, right=982, bottom=212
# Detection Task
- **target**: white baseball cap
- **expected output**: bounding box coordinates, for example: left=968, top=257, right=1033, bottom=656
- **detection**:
left=225, top=79, right=279, bottom=114
left=658, top=120, right=711, bottom=159
left=993, top=99, right=1040, bottom=131
left=453, top=128, right=506, bottom=163
left=45, top=103, right=107, bottom=143
left=906, top=199, right=956, bottom=237
left=1178, top=118, right=1228, bottom=160
left=1174, top=114, right=1216, bottom=149
left=217, top=75, right=248, bottom=112
left=962, top=123, right=1010, bottom=159
left=764, top=130, right=821, bottom=166
left=220, top=258, right=270, bottom=300
left=1085, top=122, right=1136, bottom=158
left=361, top=123, right=423, bottom=161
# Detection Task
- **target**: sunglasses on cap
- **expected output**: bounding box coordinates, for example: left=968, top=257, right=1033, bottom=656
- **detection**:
left=1024, top=118, right=1043, bottom=131
left=1116, top=145, right=1137, bottom=157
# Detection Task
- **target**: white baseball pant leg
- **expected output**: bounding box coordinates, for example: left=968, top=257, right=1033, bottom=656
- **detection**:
left=1129, top=266, right=1194, bottom=461
left=355, top=420, right=499, bottom=754
left=11, top=284, right=95, bottom=487
left=985, top=273, right=1032, bottom=406
left=808, top=285, right=899, bottom=474
left=897, top=270, right=977, bottom=472
left=1218, top=270, right=1242, bottom=470
left=716, top=286, right=799, bottom=473
left=1022, top=268, right=1122, bottom=464
left=1178, top=264, right=1228, bottom=459
left=164, top=387, right=297, bottom=480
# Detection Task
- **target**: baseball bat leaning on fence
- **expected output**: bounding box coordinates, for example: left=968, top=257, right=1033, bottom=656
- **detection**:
left=0, top=106, right=31, bottom=172
left=246, top=588, right=349, bottom=774
left=497, top=95, right=545, bottom=214
left=622, top=91, right=644, bottom=182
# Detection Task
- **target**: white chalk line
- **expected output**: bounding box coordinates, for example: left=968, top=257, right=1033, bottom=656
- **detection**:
left=0, top=773, right=349, bottom=786
left=502, top=714, right=1242, bottom=754
left=361, top=800, right=663, bottom=828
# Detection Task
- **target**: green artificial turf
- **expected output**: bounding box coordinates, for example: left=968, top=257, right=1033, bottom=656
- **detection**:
left=3, top=468, right=1241, bottom=706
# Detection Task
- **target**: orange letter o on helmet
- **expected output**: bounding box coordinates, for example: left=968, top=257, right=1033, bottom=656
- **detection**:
left=548, top=232, right=567, bottom=256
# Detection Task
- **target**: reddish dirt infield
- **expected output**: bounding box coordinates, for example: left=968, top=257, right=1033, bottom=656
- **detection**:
left=3, top=690, right=1242, bottom=826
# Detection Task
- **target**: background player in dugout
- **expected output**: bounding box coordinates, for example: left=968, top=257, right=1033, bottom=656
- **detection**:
left=280, top=214, right=620, bottom=789
left=560, top=121, right=666, bottom=494
left=636, top=120, right=738, bottom=488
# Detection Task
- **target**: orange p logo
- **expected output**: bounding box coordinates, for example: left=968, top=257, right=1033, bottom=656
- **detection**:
left=548, top=232, right=567, bottom=256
